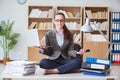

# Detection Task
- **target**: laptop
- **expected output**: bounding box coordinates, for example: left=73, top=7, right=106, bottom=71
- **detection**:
left=25, top=29, right=40, bottom=47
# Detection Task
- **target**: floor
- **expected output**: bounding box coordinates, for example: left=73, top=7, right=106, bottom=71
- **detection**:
left=0, top=63, right=120, bottom=80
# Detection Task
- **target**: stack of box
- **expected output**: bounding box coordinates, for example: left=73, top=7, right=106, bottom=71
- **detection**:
left=5, top=60, right=36, bottom=76
left=81, top=57, right=110, bottom=76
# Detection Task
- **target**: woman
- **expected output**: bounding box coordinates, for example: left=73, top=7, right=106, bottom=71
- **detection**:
left=36, top=12, right=85, bottom=75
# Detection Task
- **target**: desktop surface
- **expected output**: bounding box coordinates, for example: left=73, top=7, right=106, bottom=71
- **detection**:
left=0, top=65, right=119, bottom=80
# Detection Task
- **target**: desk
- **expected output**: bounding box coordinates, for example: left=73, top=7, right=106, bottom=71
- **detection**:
left=1, top=65, right=119, bottom=80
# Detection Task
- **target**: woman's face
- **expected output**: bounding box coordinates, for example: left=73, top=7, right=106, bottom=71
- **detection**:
left=54, top=14, right=65, bottom=29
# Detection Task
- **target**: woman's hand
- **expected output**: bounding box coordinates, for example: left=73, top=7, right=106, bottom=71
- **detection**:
left=76, top=49, right=86, bottom=55
left=34, top=46, right=44, bottom=52
left=76, top=49, right=90, bottom=56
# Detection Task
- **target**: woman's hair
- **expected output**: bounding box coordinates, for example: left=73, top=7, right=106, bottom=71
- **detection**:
left=54, top=13, right=72, bottom=40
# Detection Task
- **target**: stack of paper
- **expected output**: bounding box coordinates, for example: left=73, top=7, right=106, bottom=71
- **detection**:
left=5, top=60, right=36, bottom=76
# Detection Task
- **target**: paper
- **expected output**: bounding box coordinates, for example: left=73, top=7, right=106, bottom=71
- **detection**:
left=25, top=29, right=40, bottom=47
left=91, top=34, right=107, bottom=41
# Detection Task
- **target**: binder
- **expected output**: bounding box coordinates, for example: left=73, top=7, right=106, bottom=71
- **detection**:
left=81, top=68, right=110, bottom=74
left=81, top=62, right=109, bottom=70
left=83, top=72, right=109, bottom=76
left=86, top=57, right=110, bottom=66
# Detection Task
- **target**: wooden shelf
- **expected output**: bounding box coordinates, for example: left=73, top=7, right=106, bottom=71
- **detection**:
left=83, top=6, right=110, bottom=60
left=28, top=6, right=53, bottom=62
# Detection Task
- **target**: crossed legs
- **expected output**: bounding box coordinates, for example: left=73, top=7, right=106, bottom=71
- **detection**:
left=39, top=57, right=82, bottom=75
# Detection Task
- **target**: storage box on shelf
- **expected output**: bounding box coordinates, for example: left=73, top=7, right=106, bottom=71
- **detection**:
left=82, top=6, right=110, bottom=61
left=110, top=12, right=120, bottom=65
left=28, top=6, right=53, bottom=63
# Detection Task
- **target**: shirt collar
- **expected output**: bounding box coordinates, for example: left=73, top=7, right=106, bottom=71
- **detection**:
left=55, top=29, right=64, bottom=35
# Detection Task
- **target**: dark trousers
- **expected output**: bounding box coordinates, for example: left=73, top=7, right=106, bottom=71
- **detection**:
left=39, top=55, right=82, bottom=74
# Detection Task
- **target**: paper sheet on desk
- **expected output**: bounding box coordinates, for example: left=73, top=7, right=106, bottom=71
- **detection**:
left=25, top=29, right=40, bottom=47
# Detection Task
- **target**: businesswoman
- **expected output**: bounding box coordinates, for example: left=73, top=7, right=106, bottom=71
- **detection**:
left=37, top=12, right=85, bottom=75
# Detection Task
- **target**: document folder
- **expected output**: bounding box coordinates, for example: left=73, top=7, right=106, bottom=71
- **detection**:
left=86, top=57, right=110, bottom=66
left=81, top=62, right=109, bottom=70
left=83, top=72, right=109, bottom=76
left=81, top=68, right=110, bottom=74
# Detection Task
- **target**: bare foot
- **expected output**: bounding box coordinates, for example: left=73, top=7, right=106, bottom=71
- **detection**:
left=44, top=69, right=59, bottom=75
left=3, top=78, right=12, bottom=80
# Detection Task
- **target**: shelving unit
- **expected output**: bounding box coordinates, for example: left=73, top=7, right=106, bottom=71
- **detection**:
left=27, top=6, right=112, bottom=63
left=82, top=6, right=110, bottom=61
left=110, top=12, right=120, bottom=65
left=56, top=6, right=82, bottom=43
left=28, top=6, right=53, bottom=63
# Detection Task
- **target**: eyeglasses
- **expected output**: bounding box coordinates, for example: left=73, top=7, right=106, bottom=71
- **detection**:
left=54, top=19, right=65, bottom=22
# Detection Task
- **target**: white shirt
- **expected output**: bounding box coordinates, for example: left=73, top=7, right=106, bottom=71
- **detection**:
left=56, top=30, right=64, bottom=47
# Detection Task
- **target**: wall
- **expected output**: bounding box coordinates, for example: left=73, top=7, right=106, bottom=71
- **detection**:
left=0, top=0, right=120, bottom=60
